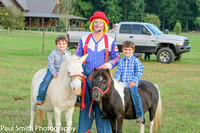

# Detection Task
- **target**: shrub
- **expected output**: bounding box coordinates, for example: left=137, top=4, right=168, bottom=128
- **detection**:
left=31, top=27, right=38, bottom=31
left=174, top=22, right=182, bottom=34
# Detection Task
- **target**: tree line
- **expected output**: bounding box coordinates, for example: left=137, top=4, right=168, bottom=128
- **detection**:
left=68, top=0, right=200, bottom=31
left=1, top=0, right=200, bottom=31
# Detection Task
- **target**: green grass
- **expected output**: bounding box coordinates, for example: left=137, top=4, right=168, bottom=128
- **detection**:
left=0, top=30, right=200, bottom=133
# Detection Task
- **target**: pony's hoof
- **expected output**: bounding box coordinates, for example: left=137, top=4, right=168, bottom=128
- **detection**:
left=36, top=101, right=43, bottom=105
left=100, top=113, right=108, bottom=119
left=75, top=102, right=81, bottom=107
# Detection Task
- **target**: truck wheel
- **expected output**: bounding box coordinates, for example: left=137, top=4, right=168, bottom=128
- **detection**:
left=175, top=53, right=182, bottom=61
left=157, top=48, right=175, bottom=64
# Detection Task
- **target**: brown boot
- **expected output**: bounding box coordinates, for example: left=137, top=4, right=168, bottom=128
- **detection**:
left=75, top=102, right=81, bottom=107
left=136, top=117, right=144, bottom=123
left=100, top=112, right=108, bottom=118
left=36, top=101, right=43, bottom=105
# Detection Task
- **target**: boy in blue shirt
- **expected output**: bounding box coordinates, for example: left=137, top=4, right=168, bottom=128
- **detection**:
left=36, top=35, right=71, bottom=105
left=114, top=40, right=144, bottom=123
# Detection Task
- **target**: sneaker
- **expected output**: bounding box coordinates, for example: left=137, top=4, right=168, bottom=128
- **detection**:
left=36, top=101, right=43, bottom=105
left=75, top=102, right=81, bottom=107
left=136, top=117, right=144, bottom=123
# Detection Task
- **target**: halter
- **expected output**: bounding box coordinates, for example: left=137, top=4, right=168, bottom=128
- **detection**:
left=89, top=83, right=110, bottom=118
left=70, top=74, right=86, bottom=82
left=92, top=85, right=110, bottom=97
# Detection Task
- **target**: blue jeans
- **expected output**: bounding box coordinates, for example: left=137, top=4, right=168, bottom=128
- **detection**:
left=37, top=69, right=53, bottom=102
left=78, top=65, right=111, bottom=133
left=144, top=53, right=150, bottom=60
left=129, top=86, right=144, bottom=117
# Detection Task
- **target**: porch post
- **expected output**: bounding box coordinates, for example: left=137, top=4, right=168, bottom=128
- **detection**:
left=29, top=18, right=32, bottom=30
left=42, top=18, right=45, bottom=28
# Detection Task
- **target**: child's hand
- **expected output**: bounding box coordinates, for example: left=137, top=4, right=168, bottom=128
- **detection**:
left=97, top=64, right=107, bottom=69
left=53, top=74, right=58, bottom=79
left=128, top=81, right=136, bottom=88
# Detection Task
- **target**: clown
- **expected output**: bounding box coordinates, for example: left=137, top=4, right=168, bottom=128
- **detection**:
left=75, top=11, right=120, bottom=133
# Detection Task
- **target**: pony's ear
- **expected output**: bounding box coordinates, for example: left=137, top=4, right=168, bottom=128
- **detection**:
left=88, top=74, right=93, bottom=81
left=106, top=68, right=110, bottom=74
left=79, top=54, right=88, bottom=64
left=65, top=53, right=70, bottom=62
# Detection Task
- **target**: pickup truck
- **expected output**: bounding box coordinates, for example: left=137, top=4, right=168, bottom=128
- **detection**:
left=67, top=22, right=191, bottom=64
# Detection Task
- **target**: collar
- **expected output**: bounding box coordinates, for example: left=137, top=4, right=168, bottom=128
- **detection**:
left=56, top=48, right=66, bottom=55
left=91, top=34, right=104, bottom=44
left=123, top=55, right=133, bottom=61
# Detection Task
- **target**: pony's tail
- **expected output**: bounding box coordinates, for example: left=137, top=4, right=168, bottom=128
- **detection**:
left=153, top=88, right=162, bottom=133
left=37, top=108, right=45, bottom=125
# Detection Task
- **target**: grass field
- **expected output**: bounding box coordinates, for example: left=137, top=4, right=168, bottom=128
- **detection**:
left=0, top=30, right=200, bottom=133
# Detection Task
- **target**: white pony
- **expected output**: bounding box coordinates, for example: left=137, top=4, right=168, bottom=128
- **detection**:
left=29, top=54, right=88, bottom=133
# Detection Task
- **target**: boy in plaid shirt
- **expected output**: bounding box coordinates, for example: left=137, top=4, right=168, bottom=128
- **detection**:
left=114, top=40, right=144, bottom=123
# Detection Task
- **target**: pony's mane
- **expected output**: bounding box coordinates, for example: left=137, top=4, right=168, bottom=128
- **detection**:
left=58, top=55, right=80, bottom=79
left=69, top=55, right=80, bottom=63
left=88, top=69, right=112, bottom=85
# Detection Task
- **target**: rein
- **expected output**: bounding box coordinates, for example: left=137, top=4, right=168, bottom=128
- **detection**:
left=70, top=74, right=87, bottom=111
left=89, top=83, right=110, bottom=118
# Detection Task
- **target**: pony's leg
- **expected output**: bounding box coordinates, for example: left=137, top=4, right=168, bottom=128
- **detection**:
left=140, top=118, right=145, bottom=133
left=47, top=112, right=53, bottom=130
left=54, top=107, right=61, bottom=133
left=65, top=107, right=74, bottom=133
left=29, top=102, right=36, bottom=131
left=140, top=123, right=145, bottom=133
left=116, top=116, right=123, bottom=133
left=149, top=120, right=154, bottom=133
left=108, top=118, right=116, bottom=133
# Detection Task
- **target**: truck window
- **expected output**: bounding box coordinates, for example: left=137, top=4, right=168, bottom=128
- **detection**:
left=132, top=25, right=149, bottom=34
left=119, top=24, right=131, bottom=34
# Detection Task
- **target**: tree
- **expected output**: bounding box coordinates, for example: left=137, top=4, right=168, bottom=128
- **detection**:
left=144, top=14, right=161, bottom=28
left=194, top=17, right=200, bottom=30
left=0, top=6, right=25, bottom=29
left=122, top=0, right=145, bottom=22
left=101, top=0, right=122, bottom=26
left=71, top=0, right=93, bottom=18
left=160, top=0, right=178, bottom=30
left=174, top=21, right=182, bottom=34
left=60, top=0, right=73, bottom=30
left=160, top=0, right=198, bottom=31
left=56, top=18, right=66, bottom=29
left=197, top=0, right=200, bottom=12
left=144, top=0, right=162, bottom=16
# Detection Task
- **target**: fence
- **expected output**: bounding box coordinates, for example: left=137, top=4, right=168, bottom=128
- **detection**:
left=0, top=29, right=72, bottom=57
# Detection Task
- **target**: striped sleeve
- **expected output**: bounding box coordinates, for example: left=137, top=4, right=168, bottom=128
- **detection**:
left=75, top=39, right=84, bottom=57
left=105, top=41, right=120, bottom=69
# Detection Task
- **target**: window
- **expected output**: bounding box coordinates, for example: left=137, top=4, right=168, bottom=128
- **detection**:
left=132, top=25, right=147, bottom=34
left=119, top=24, right=131, bottom=34
left=146, top=24, right=163, bottom=35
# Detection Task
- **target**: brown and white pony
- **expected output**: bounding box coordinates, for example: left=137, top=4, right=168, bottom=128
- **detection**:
left=89, top=69, right=162, bottom=133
